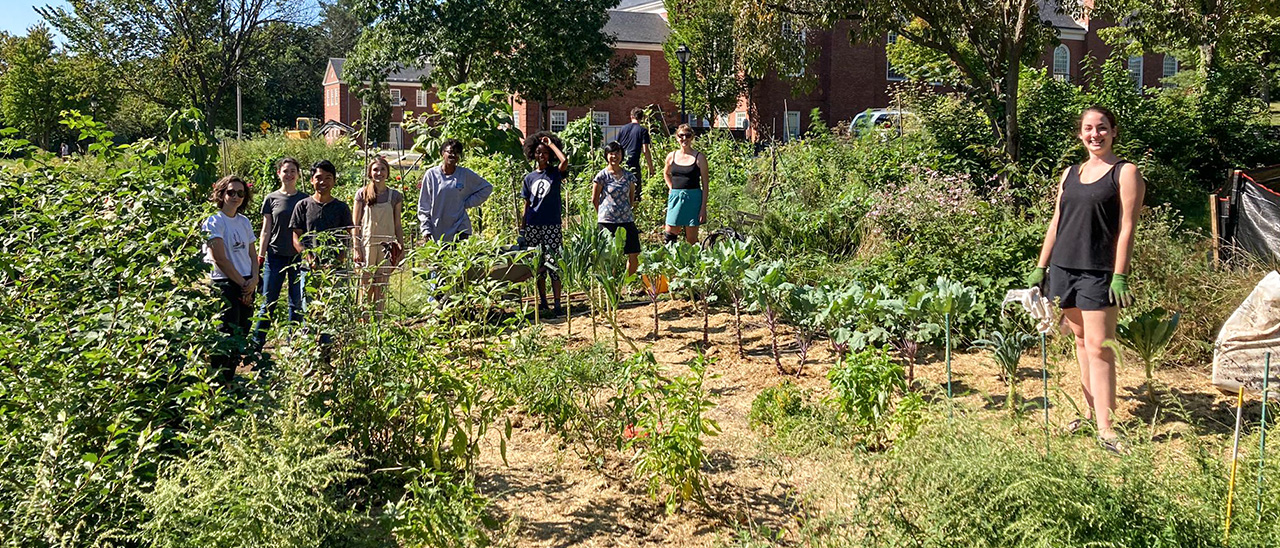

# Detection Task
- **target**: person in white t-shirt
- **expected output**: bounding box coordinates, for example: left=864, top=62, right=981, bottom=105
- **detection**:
left=203, top=175, right=259, bottom=384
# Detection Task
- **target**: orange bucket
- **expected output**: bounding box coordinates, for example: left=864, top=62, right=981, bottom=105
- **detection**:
left=642, top=274, right=669, bottom=295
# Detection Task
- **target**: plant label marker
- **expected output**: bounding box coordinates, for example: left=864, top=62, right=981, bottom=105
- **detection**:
left=1258, top=351, right=1272, bottom=521
left=1226, top=388, right=1246, bottom=542
left=1041, top=333, right=1049, bottom=453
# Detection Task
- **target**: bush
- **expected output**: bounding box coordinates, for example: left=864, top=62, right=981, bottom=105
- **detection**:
left=0, top=114, right=232, bottom=545
left=140, top=413, right=361, bottom=548
left=845, top=418, right=1227, bottom=547
left=827, top=347, right=907, bottom=433
left=219, top=133, right=361, bottom=191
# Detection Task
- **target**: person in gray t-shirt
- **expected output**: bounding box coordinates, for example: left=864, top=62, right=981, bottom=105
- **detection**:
left=417, top=139, right=493, bottom=243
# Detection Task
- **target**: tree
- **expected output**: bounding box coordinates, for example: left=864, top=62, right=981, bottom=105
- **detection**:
left=0, top=26, right=113, bottom=150
left=725, top=0, right=1058, bottom=161
left=349, top=0, right=628, bottom=126
left=1093, top=0, right=1280, bottom=75
left=663, top=0, right=747, bottom=125
left=42, top=0, right=308, bottom=129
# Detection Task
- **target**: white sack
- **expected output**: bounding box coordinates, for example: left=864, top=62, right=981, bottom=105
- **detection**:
left=1212, top=271, right=1280, bottom=397
left=1002, top=287, right=1057, bottom=335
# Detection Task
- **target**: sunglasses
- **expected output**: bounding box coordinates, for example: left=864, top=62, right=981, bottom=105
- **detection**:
left=677, top=133, right=693, bottom=139
left=224, top=189, right=246, bottom=198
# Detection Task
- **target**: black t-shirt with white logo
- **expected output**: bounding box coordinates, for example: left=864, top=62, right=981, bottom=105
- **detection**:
left=521, top=166, right=563, bottom=226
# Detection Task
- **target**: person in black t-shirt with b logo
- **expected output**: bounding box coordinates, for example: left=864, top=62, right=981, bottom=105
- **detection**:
left=1027, top=106, right=1145, bottom=454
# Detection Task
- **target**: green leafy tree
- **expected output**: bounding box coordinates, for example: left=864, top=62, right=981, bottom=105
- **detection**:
left=42, top=0, right=307, bottom=129
left=350, top=0, right=629, bottom=126
left=407, top=82, right=524, bottom=160
left=1093, top=0, right=1280, bottom=75
left=0, top=26, right=112, bottom=150
left=726, top=0, right=1058, bottom=161
left=663, top=0, right=746, bottom=125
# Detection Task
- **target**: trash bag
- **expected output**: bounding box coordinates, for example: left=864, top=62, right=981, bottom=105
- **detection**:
left=1212, top=271, right=1280, bottom=397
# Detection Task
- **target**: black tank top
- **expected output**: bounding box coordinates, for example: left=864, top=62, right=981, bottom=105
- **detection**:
left=669, top=154, right=702, bottom=190
left=1050, top=161, right=1127, bottom=271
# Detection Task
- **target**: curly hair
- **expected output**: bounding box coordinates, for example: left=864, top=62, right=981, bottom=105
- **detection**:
left=209, top=175, right=251, bottom=214
left=522, top=131, right=564, bottom=162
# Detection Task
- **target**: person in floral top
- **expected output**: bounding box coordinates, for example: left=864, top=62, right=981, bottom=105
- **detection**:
left=592, top=141, right=641, bottom=275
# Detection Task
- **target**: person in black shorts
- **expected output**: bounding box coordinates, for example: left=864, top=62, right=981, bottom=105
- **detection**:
left=1027, top=105, right=1145, bottom=453
left=592, top=141, right=641, bottom=275
left=520, top=132, right=568, bottom=316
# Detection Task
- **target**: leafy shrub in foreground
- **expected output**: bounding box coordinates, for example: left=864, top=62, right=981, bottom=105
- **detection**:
left=140, top=412, right=361, bottom=548
left=846, top=418, right=1227, bottom=547
left=827, top=347, right=907, bottom=437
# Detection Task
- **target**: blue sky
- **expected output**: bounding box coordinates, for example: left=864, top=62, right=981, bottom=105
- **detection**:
left=0, top=0, right=68, bottom=36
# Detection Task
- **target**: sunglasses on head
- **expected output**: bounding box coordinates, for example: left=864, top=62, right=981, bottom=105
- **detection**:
left=224, top=189, right=245, bottom=198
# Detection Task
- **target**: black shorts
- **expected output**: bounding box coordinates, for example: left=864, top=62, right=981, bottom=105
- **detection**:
left=1047, top=265, right=1116, bottom=311
left=599, top=222, right=642, bottom=254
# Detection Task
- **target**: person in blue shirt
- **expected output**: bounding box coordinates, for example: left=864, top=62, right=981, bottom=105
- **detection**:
left=520, top=132, right=569, bottom=316
left=417, top=139, right=493, bottom=243
left=615, top=107, right=654, bottom=202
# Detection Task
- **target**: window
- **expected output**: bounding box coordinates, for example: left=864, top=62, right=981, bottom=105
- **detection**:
left=591, top=111, right=610, bottom=127
left=550, top=110, right=567, bottom=132
left=735, top=112, right=748, bottom=129
left=1127, top=55, right=1144, bottom=90
left=416, top=89, right=427, bottom=107
left=390, top=88, right=403, bottom=106
left=635, top=55, right=651, bottom=86
left=1162, top=55, right=1179, bottom=88
left=886, top=33, right=905, bottom=81
left=781, top=20, right=807, bottom=77
left=1053, top=45, right=1070, bottom=81
left=716, top=114, right=730, bottom=128
left=785, top=111, right=801, bottom=141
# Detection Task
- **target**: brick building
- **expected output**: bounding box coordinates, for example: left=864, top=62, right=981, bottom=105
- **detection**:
left=322, top=1, right=1182, bottom=147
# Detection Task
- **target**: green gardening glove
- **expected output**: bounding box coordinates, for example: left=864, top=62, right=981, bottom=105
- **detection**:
left=1109, top=273, right=1133, bottom=308
left=1024, top=266, right=1045, bottom=288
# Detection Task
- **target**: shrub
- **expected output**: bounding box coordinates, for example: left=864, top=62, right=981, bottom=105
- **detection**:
left=219, top=133, right=361, bottom=191
left=845, top=418, right=1226, bottom=547
left=827, top=347, right=907, bottom=436
left=140, top=412, right=361, bottom=548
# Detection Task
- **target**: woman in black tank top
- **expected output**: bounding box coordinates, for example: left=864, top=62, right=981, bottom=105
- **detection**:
left=663, top=124, right=710, bottom=244
left=1027, top=106, right=1146, bottom=452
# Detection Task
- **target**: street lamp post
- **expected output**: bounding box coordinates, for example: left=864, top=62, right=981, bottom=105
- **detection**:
left=675, top=44, right=690, bottom=126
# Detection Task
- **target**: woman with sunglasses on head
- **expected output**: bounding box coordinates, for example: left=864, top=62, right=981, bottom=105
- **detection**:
left=1027, top=105, right=1145, bottom=454
left=353, top=156, right=405, bottom=311
left=593, top=141, right=642, bottom=275
left=252, top=157, right=307, bottom=349
left=663, top=124, right=709, bottom=245
left=203, top=175, right=258, bottom=385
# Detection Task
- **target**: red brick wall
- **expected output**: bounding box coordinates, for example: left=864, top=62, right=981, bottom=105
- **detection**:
left=519, top=46, right=681, bottom=136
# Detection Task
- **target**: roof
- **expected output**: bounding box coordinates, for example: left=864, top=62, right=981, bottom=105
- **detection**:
left=615, top=0, right=665, bottom=13
left=326, top=57, right=433, bottom=84
left=604, top=10, right=669, bottom=44
left=1039, top=0, right=1087, bottom=31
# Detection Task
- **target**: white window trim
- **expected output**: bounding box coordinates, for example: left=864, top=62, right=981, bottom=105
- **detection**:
left=1128, top=55, right=1144, bottom=90
left=416, top=89, right=427, bottom=107
left=1053, top=44, right=1070, bottom=80
left=784, top=110, right=801, bottom=141
left=735, top=112, right=748, bottom=129
left=390, top=88, right=404, bottom=106
left=591, top=111, right=610, bottom=126
left=635, top=55, right=651, bottom=86
left=549, top=110, right=568, bottom=132
left=886, top=32, right=906, bottom=82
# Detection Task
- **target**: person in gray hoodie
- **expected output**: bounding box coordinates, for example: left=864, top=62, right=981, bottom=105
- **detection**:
left=417, top=139, right=493, bottom=243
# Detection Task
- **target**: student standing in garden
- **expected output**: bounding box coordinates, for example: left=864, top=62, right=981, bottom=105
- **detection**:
left=663, top=124, right=710, bottom=245
left=520, top=132, right=568, bottom=316
left=616, top=107, right=654, bottom=201
left=593, top=141, right=642, bottom=275
left=252, top=157, right=307, bottom=349
left=353, top=156, right=406, bottom=311
left=1027, top=106, right=1145, bottom=454
left=417, top=139, right=493, bottom=243
left=203, top=175, right=258, bottom=384
left=290, top=160, right=354, bottom=269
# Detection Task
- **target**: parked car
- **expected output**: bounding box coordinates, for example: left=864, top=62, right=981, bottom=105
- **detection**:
left=848, top=109, right=919, bottom=137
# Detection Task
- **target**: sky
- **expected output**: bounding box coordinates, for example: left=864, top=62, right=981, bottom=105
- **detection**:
left=0, top=0, right=68, bottom=37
